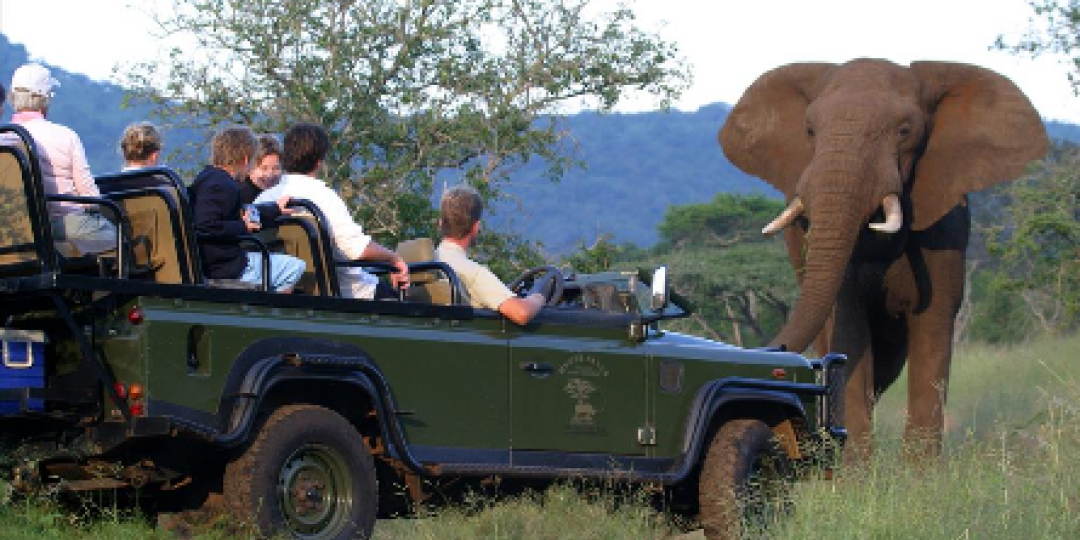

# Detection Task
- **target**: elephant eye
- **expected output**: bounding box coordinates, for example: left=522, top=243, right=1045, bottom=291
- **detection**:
left=806, top=125, right=815, bottom=138
left=898, top=125, right=912, bottom=138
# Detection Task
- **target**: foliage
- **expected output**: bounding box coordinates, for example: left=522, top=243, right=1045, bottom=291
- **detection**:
left=562, top=234, right=647, bottom=274
left=978, top=140, right=1080, bottom=336
left=567, top=193, right=796, bottom=347
left=657, top=242, right=794, bottom=347
left=994, top=0, right=1080, bottom=94
left=658, top=193, right=785, bottom=248
left=961, top=270, right=1036, bottom=343
left=122, top=0, right=689, bottom=257
left=648, top=194, right=794, bottom=346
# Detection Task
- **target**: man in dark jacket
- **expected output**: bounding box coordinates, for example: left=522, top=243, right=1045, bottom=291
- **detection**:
left=189, top=126, right=304, bottom=292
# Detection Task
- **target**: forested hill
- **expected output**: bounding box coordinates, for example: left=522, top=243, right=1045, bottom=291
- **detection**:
left=4, top=34, right=1080, bottom=253
left=490, top=105, right=783, bottom=253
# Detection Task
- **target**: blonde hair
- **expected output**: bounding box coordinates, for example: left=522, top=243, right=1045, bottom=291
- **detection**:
left=439, top=185, right=483, bottom=239
left=210, top=126, right=257, bottom=168
left=120, top=122, right=162, bottom=163
left=10, top=89, right=48, bottom=112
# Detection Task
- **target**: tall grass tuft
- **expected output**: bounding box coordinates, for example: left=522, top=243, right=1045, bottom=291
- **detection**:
left=768, top=332, right=1080, bottom=540
left=374, top=483, right=679, bottom=540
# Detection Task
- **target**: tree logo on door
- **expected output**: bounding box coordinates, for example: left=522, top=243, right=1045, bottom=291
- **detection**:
left=564, top=377, right=598, bottom=426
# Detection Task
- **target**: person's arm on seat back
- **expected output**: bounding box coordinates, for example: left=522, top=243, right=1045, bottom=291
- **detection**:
left=498, top=293, right=544, bottom=326
left=360, top=241, right=410, bottom=289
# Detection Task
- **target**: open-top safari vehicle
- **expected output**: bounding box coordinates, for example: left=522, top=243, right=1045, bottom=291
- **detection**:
left=0, top=124, right=845, bottom=539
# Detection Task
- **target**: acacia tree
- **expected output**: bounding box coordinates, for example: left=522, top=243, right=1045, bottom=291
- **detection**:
left=123, top=0, right=689, bottom=260
left=650, top=194, right=794, bottom=347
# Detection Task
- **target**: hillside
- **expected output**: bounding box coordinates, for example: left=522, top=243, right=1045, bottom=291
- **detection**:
left=0, top=35, right=153, bottom=171
left=4, top=33, right=1080, bottom=254
left=491, top=105, right=782, bottom=253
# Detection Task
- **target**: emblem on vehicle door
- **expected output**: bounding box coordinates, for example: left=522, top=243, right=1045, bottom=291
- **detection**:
left=559, top=354, right=608, bottom=432
left=564, top=378, right=598, bottom=426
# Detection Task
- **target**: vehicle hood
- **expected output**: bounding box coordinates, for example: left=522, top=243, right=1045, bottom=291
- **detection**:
left=643, top=331, right=814, bottom=369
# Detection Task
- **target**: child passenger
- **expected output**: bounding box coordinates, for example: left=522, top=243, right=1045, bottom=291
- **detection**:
left=188, top=126, right=305, bottom=293
left=239, top=134, right=282, bottom=204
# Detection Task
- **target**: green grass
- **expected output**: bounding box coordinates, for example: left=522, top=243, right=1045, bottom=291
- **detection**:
left=372, top=485, right=678, bottom=540
left=764, top=333, right=1080, bottom=540
left=875, top=334, right=1080, bottom=440
left=3, top=333, right=1080, bottom=539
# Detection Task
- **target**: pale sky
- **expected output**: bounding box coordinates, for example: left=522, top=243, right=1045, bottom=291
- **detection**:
left=2, top=0, right=1079, bottom=123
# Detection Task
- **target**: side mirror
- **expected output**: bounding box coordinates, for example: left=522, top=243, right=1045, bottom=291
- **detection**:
left=650, top=266, right=668, bottom=311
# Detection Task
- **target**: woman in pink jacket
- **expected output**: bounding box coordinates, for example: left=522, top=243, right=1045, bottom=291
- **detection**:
left=9, top=62, right=116, bottom=255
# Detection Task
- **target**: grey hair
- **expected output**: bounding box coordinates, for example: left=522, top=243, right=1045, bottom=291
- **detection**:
left=10, top=89, right=49, bottom=112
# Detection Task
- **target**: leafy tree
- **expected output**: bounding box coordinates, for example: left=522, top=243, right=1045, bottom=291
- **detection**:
left=658, top=193, right=785, bottom=248
left=658, top=242, right=794, bottom=347
left=562, top=234, right=647, bottom=274
left=980, top=140, right=1080, bottom=335
left=644, top=194, right=794, bottom=346
left=123, top=0, right=689, bottom=269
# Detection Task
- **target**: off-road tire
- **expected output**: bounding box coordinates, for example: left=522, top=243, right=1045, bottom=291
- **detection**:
left=224, top=404, right=377, bottom=539
left=698, top=418, right=793, bottom=540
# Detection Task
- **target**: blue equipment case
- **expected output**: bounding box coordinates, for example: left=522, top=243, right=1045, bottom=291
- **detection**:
left=0, top=329, right=46, bottom=414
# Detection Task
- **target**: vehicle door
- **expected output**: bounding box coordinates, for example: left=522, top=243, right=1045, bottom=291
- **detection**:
left=507, top=311, right=649, bottom=459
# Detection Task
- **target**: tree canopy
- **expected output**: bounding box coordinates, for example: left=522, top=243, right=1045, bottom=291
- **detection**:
left=124, top=0, right=689, bottom=259
left=573, top=193, right=796, bottom=347
left=979, top=140, right=1080, bottom=335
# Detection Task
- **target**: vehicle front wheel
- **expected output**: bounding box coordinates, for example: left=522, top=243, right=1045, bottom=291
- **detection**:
left=698, top=418, right=794, bottom=540
left=224, top=404, right=377, bottom=540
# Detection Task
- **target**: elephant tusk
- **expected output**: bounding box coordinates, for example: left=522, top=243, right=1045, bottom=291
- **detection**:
left=762, top=197, right=804, bottom=236
left=869, top=194, right=903, bottom=233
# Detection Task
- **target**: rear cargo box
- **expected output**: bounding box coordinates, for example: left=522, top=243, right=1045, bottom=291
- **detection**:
left=0, top=329, right=46, bottom=414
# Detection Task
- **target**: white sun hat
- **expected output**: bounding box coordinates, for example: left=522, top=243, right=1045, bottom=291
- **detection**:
left=11, top=63, right=59, bottom=97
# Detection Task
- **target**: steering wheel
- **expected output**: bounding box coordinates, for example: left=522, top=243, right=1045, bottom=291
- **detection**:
left=508, top=266, right=565, bottom=306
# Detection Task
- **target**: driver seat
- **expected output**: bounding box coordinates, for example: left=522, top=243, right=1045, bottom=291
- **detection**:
left=395, top=238, right=453, bottom=305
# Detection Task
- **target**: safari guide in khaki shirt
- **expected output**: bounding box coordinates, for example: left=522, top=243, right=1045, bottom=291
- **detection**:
left=434, top=186, right=544, bottom=325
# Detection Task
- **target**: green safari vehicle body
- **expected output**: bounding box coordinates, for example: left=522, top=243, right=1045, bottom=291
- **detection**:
left=0, top=124, right=845, bottom=540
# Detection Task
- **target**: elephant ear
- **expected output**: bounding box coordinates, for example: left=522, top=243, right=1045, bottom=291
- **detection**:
left=719, top=63, right=835, bottom=198
left=909, top=61, right=1049, bottom=230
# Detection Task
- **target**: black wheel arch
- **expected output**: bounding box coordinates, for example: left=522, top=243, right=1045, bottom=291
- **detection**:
left=681, top=378, right=818, bottom=473
left=213, top=336, right=427, bottom=474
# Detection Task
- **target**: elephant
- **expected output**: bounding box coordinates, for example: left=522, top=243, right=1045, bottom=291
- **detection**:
left=718, top=58, right=1048, bottom=457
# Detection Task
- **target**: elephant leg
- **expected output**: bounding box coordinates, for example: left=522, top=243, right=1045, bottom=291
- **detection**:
left=829, top=276, right=875, bottom=460
left=904, top=307, right=955, bottom=459
left=902, top=222, right=966, bottom=459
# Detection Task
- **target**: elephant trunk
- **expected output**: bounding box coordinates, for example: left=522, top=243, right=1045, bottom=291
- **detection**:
left=769, top=192, right=863, bottom=353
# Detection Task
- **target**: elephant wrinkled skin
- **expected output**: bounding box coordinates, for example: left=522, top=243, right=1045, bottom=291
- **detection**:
left=719, top=59, right=1049, bottom=457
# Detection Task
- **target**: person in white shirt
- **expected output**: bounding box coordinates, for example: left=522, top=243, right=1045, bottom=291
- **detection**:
left=119, top=121, right=161, bottom=171
left=9, top=63, right=116, bottom=255
left=435, top=185, right=544, bottom=325
left=254, top=123, right=409, bottom=299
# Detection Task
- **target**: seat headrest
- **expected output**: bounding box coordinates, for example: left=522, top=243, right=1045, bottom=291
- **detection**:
left=396, top=237, right=435, bottom=263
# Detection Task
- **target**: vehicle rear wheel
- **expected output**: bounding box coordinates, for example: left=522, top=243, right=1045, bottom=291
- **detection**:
left=698, top=418, right=793, bottom=540
left=224, top=404, right=377, bottom=540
